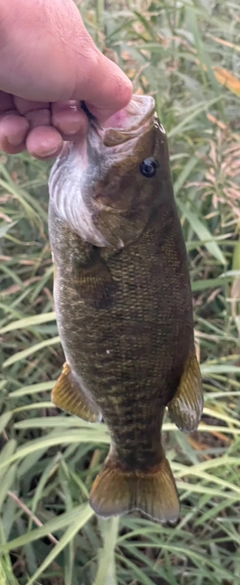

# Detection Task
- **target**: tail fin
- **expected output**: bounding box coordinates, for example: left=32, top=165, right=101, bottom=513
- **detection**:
left=89, top=455, right=179, bottom=524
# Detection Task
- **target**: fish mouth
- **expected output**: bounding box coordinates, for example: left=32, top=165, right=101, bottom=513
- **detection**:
left=90, top=94, right=156, bottom=152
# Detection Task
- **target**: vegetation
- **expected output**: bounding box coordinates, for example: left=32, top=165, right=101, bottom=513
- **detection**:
left=0, top=0, right=240, bottom=583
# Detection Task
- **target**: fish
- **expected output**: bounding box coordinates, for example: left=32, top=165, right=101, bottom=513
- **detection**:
left=48, top=94, right=203, bottom=524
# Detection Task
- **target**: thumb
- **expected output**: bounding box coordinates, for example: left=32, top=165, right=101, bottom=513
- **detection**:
left=73, top=50, right=132, bottom=122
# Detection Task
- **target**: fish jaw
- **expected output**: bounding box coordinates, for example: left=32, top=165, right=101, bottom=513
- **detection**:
left=103, top=93, right=156, bottom=132
left=101, top=93, right=156, bottom=145
left=48, top=94, right=161, bottom=248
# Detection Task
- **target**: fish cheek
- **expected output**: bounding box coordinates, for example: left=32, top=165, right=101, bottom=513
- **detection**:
left=96, top=172, right=158, bottom=248
left=71, top=246, right=118, bottom=310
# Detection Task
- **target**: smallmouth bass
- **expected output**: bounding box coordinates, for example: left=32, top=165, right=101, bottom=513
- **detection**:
left=48, top=94, right=203, bottom=524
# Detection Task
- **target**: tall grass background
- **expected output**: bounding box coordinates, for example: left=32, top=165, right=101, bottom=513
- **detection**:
left=0, top=0, right=240, bottom=583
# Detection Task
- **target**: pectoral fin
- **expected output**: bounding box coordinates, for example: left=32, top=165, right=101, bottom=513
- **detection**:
left=168, top=352, right=203, bottom=433
left=52, top=363, right=101, bottom=422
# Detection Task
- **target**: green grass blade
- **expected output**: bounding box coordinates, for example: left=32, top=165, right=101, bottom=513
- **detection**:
left=178, top=201, right=226, bottom=265
left=0, top=505, right=92, bottom=553
left=94, top=517, right=119, bottom=585
left=2, top=336, right=60, bottom=367
left=25, top=504, right=94, bottom=585
left=0, top=312, right=56, bottom=334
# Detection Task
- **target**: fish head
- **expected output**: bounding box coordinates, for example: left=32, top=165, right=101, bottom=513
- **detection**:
left=49, top=94, right=173, bottom=249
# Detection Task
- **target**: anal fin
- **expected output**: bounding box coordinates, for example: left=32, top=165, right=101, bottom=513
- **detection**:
left=52, top=363, right=101, bottom=423
left=90, top=454, right=179, bottom=524
left=168, top=352, right=203, bottom=433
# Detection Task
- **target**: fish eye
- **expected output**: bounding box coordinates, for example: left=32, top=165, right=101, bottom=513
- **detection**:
left=140, top=157, right=159, bottom=178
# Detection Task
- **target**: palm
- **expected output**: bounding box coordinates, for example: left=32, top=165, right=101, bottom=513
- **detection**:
left=0, top=0, right=131, bottom=159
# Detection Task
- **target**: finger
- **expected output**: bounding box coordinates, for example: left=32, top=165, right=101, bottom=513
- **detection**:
left=14, top=98, right=52, bottom=129
left=51, top=101, right=88, bottom=137
left=25, top=126, right=63, bottom=159
left=0, top=91, right=15, bottom=111
left=25, top=108, right=51, bottom=128
left=13, top=97, right=51, bottom=115
left=0, top=113, right=29, bottom=153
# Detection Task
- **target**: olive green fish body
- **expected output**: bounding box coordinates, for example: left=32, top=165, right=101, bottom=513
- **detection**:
left=49, top=95, right=203, bottom=523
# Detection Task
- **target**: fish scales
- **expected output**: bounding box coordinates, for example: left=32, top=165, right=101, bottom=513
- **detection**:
left=50, top=205, right=192, bottom=454
left=49, top=94, right=203, bottom=523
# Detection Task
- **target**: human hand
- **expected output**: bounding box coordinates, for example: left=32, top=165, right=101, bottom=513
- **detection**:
left=0, top=0, right=132, bottom=159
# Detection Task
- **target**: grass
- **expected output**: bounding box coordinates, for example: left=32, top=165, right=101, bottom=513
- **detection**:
left=0, top=0, right=240, bottom=583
